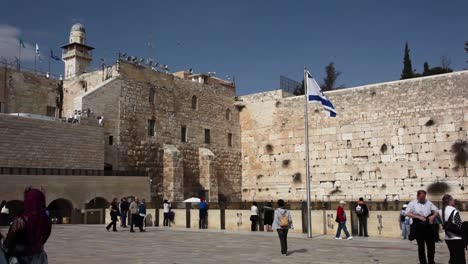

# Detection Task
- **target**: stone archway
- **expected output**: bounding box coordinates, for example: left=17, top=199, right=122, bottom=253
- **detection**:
left=86, top=197, right=109, bottom=209
left=47, top=198, right=73, bottom=224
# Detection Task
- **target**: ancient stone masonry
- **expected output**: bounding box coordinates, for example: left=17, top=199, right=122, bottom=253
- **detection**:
left=0, top=67, right=60, bottom=116
left=67, top=62, right=242, bottom=202
left=0, top=114, right=104, bottom=170
left=240, top=71, right=468, bottom=202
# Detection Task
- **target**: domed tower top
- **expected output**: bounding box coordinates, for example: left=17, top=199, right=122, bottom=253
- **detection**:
left=69, top=23, right=87, bottom=44
left=71, top=23, right=86, bottom=32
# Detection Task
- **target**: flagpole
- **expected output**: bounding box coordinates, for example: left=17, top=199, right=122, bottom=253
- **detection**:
left=304, top=68, right=312, bottom=238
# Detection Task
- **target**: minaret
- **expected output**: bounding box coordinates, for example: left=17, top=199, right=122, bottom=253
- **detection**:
left=61, top=23, right=94, bottom=79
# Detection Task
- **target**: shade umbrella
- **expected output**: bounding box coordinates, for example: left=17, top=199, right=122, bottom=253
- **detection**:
left=183, top=197, right=201, bottom=203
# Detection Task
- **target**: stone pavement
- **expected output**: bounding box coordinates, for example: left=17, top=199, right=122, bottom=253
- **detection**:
left=1, top=225, right=459, bottom=263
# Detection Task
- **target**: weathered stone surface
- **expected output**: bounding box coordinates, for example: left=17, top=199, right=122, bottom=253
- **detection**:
left=240, top=71, right=468, bottom=202
left=0, top=114, right=104, bottom=170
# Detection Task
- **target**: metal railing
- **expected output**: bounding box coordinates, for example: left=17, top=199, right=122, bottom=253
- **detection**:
left=0, top=60, right=63, bottom=80
left=0, top=167, right=147, bottom=177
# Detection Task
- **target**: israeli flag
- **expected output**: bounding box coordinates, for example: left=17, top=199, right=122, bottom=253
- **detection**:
left=306, top=71, right=337, bottom=117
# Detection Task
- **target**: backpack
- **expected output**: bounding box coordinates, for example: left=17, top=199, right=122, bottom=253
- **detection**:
left=279, top=211, right=289, bottom=228
left=356, top=205, right=363, bottom=215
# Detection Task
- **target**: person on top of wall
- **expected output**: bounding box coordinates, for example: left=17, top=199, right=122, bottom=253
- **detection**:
left=250, top=202, right=259, bottom=231
left=335, top=201, right=353, bottom=240
left=263, top=202, right=274, bottom=232
left=355, top=197, right=369, bottom=237
left=106, top=198, right=120, bottom=232
left=405, top=190, right=439, bottom=264
left=163, top=199, right=171, bottom=227
left=2, top=188, right=51, bottom=263
left=440, top=194, right=465, bottom=264
left=272, top=199, right=293, bottom=256
left=129, top=197, right=141, bottom=233
left=399, top=204, right=411, bottom=240
left=119, top=197, right=129, bottom=228
left=199, top=198, right=208, bottom=229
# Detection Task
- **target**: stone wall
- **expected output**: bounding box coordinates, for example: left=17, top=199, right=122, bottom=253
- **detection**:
left=0, top=67, right=59, bottom=116
left=240, top=71, right=468, bottom=202
left=117, top=63, right=242, bottom=202
left=0, top=114, right=104, bottom=170
left=71, top=62, right=242, bottom=202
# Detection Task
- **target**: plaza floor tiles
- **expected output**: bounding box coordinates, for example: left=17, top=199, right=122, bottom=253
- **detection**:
left=1, top=225, right=456, bottom=263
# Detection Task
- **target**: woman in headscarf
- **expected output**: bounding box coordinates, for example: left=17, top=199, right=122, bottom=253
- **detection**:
left=2, top=188, right=51, bottom=263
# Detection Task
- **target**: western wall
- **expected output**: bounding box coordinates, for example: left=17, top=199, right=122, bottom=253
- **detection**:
left=240, top=70, right=468, bottom=202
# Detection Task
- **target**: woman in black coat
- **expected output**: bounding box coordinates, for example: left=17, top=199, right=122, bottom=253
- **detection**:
left=106, top=198, right=119, bottom=232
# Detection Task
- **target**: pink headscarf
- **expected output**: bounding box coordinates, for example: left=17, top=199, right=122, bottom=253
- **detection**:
left=22, top=189, right=51, bottom=254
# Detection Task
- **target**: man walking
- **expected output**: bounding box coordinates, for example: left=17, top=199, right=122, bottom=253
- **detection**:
left=355, top=197, right=369, bottom=237
left=406, top=190, right=439, bottom=264
left=119, top=197, right=129, bottom=228
left=129, top=197, right=140, bottom=233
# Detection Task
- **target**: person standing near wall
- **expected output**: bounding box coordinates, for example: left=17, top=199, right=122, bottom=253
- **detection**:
left=263, top=202, right=274, bottom=232
left=272, top=199, right=292, bottom=256
left=129, top=197, right=140, bottom=233
left=106, top=198, right=119, bottom=232
left=138, top=199, right=146, bottom=232
left=335, top=201, right=353, bottom=240
left=440, top=194, right=465, bottom=264
left=119, top=197, right=129, bottom=228
left=405, top=190, right=439, bottom=264
left=250, top=202, right=259, bottom=231
left=199, top=198, right=208, bottom=229
left=399, top=204, right=411, bottom=240
left=355, top=197, right=369, bottom=237
left=163, top=199, right=171, bottom=227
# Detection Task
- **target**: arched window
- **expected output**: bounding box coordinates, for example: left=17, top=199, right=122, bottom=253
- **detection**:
left=226, top=109, right=231, bottom=121
left=149, top=88, right=155, bottom=105
left=191, top=95, right=198, bottom=110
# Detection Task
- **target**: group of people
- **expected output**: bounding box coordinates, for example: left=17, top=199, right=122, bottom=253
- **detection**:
left=105, top=197, right=147, bottom=233
left=405, top=190, right=466, bottom=264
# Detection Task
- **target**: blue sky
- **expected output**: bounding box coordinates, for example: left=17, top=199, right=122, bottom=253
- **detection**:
left=0, top=0, right=467, bottom=95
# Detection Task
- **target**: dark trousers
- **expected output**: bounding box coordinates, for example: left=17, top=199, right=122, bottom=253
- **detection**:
left=199, top=217, right=207, bottom=229
left=446, top=239, right=466, bottom=264
left=163, top=212, right=170, bottom=227
left=251, top=215, right=258, bottom=231
left=358, top=216, right=368, bottom=236
left=106, top=218, right=117, bottom=231
left=415, top=223, right=435, bottom=264
left=120, top=212, right=127, bottom=227
left=277, top=229, right=289, bottom=254
left=130, top=214, right=142, bottom=231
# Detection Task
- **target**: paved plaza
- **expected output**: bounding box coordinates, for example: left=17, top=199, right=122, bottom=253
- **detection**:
left=2, top=225, right=457, bottom=264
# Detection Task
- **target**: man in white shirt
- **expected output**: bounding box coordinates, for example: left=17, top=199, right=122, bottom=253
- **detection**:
left=406, top=190, right=439, bottom=264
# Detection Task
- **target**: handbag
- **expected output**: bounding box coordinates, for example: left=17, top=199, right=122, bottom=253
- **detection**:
left=443, top=210, right=463, bottom=237
left=335, top=215, right=339, bottom=223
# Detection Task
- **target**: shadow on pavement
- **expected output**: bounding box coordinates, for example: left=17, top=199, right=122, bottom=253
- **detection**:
left=288, top=248, right=308, bottom=255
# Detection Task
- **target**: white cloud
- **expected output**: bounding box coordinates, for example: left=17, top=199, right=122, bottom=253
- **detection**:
left=0, top=24, right=35, bottom=63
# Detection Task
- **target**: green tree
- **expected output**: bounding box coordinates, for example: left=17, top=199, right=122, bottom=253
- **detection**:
left=423, top=62, right=430, bottom=76
left=321, top=62, right=344, bottom=91
left=400, top=42, right=414, bottom=80
left=465, top=41, right=468, bottom=62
